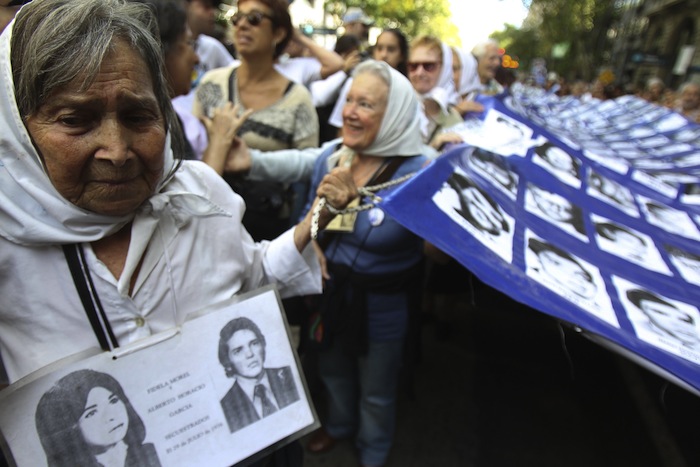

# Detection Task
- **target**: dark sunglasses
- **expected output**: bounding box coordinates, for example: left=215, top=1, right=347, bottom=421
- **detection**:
left=407, top=61, right=441, bottom=73
left=231, top=11, right=274, bottom=27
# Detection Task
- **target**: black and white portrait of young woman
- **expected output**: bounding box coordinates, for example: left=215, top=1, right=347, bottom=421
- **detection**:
left=524, top=183, right=588, bottom=241
left=591, top=214, right=670, bottom=274
left=615, top=276, right=700, bottom=363
left=640, top=197, right=700, bottom=241
left=35, top=370, right=160, bottom=467
left=468, top=148, right=519, bottom=199
left=459, top=109, right=540, bottom=158
left=586, top=170, right=638, bottom=217
left=525, top=232, right=617, bottom=327
left=532, top=141, right=581, bottom=188
left=432, top=168, right=515, bottom=263
left=218, top=317, right=300, bottom=434
left=665, top=245, right=700, bottom=287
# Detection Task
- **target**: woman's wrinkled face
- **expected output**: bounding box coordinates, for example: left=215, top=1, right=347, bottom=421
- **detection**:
left=342, top=73, right=388, bottom=153
left=408, top=45, right=441, bottom=94
left=79, top=386, right=129, bottom=448
left=24, top=40, right=166, bottom=216
left=372, top=32, right=403, bottom=70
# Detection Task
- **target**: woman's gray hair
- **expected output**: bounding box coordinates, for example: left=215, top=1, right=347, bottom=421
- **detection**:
left=11, top=0, right=181, bottom=152
left=352, top=59, right=392, bottom=89
left=471, top=39, right=499, bottom=59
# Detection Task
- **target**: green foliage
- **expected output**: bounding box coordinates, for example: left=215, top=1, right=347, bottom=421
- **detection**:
left=325, top=0, right=458, bottom=43
left=493, top=0, right=621, bottom=82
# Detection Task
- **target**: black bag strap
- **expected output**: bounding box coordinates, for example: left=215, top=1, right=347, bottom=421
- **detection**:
left=62, top=244, right=119, bottom=351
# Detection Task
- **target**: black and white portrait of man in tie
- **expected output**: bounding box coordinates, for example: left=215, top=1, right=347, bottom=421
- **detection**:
left=218, top=317, right=300, bottom=433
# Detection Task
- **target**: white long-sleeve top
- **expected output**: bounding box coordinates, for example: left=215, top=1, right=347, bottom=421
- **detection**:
left=0, top=162, right=321, bottom=383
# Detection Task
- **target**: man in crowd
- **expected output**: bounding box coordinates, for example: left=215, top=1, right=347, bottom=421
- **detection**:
left=472, top=39, right=503, bottom=95
left=342, top=7, right=373, bottom=49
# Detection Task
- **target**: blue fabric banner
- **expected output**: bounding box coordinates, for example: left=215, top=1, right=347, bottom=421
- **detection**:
left=381, top=85, right=700, bottom=394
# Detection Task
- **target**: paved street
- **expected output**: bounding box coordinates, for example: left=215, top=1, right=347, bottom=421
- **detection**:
left=300, top=277, right=699, bottom=467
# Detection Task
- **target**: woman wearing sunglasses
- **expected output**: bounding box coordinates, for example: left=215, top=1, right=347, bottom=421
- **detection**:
left=193, top=0, right=319, bottom=242
left=407, top=35, right=464, bottom=151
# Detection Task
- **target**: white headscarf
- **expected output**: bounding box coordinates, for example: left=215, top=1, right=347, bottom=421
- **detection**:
left=455, top=48, right=482, bottom=97
left=437, top=41, right=458, bottom=106
left=0, top=16, right=217, bottom=246
left=419, top=41, right=458, bottom=112
left=328, top=60, right=424, bottom=167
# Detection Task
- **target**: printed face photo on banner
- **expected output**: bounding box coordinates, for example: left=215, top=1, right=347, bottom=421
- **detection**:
left=651, top=113, right=688, bottom=133
left=531, top=141, right=581, bottom=188
left=591, top=214, right=670, bottom=274
left=666, top=245, right=700, bottom=286
left=682, top=184, right=700, bottom=205
left=614, top=276, right=700, bottom=364
left=638, top=196, right=700, bottom=240
left=672, top=151, right=700, bottom=168
left=632, top=158, right=677, bottom=170
left=525, top=183, right=588, bottom=241
left=672, top=127, right=700, bottom=143
left=432, top=167, right=515, bottom=263
left=586, top=170, right=639, bottom=216
left=468, top=148, right=519, bottom=198
left=383, top=85, right=700, bottom=391
left=456, top=110, right=539, bottom=158
left=524, top=231, right=617, bottom=327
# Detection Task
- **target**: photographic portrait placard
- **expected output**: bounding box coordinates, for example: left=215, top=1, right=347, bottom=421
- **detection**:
left=0, top=286, right=318, bottom=467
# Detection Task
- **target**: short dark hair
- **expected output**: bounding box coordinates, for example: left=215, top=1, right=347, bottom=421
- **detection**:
left=528, top=237, right=592, bottom=282
left=595, top=222, right=643, bottom=243
left=626, top=288, right=674, bottom=311
left=666, top=245, right=700, bottom=261
left=534, top=142, right=580, bottom=178
left=218, top=317, right=266, bottom=378
left=135, top=0, right=188, bottom=55
left=335, top=34, right=361, bottom=55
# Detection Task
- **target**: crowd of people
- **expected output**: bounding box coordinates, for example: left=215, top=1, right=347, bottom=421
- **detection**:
left=0, top=1, right=699, bottom=467
left=544, top=74, right=700, bottom=123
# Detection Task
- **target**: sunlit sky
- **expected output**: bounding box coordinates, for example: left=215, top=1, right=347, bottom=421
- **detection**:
left=450, top=0, right=530, bottom=50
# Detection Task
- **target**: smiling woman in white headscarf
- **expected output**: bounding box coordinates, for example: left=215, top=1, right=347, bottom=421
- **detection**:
left=407, top=35, right=464, bottom=150
left=301, top=59, right=428, bottom=467
left=0, top=0, right=355, bottom=384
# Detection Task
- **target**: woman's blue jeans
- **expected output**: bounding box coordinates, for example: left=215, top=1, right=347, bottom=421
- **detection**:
left=318, top=339, right=404, bottom=466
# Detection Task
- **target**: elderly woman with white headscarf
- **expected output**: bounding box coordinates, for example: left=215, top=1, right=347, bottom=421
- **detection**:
left=301, top=60, right=427, bottom=467
left=451, top=46, right=486, bottom=116
left=0, top=0, right=356, bottom=387
left=407, top=35, right=464, bottom=151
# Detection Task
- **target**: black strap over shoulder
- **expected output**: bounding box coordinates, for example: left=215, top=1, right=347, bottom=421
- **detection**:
left=62, top=244, right=118, bottom=352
